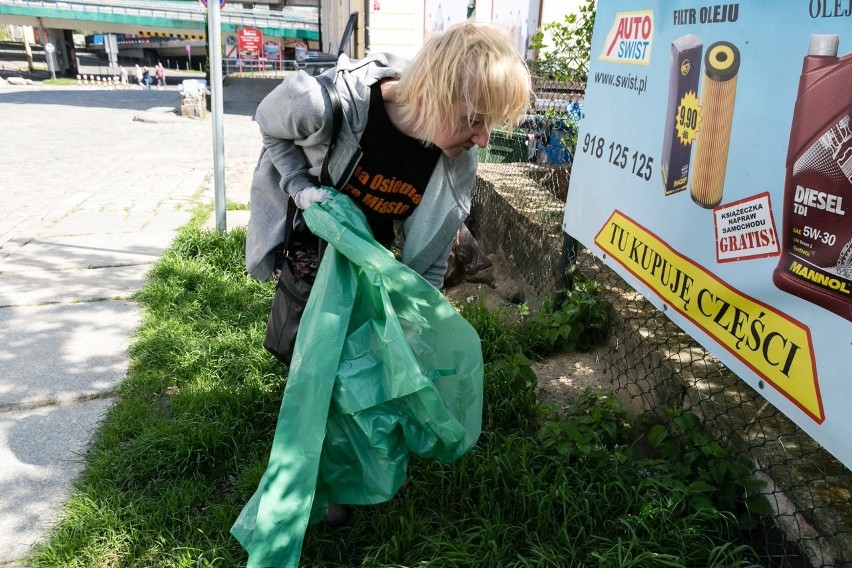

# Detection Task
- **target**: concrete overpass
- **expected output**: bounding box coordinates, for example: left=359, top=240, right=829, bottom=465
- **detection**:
left=0, top=0, right=325, bottom=74
left=0, top=0, right=320, bottom=38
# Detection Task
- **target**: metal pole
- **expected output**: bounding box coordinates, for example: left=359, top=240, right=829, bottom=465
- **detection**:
left=208, top=0, right=226, bottom=233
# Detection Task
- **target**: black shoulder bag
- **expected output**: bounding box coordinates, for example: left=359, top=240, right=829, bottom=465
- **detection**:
left=263, top=74, right=343, bottom=365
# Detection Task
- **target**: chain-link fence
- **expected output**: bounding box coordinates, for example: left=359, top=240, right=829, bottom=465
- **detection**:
left=468, top=73, right=852, bottom=568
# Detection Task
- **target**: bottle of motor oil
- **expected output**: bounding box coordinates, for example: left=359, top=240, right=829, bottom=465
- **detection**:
left=772, top=34, right=852, bottom=322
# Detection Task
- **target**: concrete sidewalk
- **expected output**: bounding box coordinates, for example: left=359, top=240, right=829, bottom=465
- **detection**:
left=0, top=78, right=278, bottom=565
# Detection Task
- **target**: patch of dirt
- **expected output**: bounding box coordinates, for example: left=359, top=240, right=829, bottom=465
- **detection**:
left=442, top=251, right=614, bottom=413
left=531, top=348, right=612, bottom=411
left=442, top=251, right=525, bottom=320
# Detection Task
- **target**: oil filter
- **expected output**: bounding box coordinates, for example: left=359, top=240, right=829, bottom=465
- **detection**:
left=661, top=34, right=703, bottom=196
left=690, top=41, right=740, bottom=208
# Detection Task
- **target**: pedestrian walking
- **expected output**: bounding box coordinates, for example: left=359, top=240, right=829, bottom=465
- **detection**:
left=155, top=62, right=165, bottom=89
left=142, top=67, right=152, bottom=91
left=134, top=64, right=143, bottom=88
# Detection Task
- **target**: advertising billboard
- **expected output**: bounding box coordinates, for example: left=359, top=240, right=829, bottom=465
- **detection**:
left=564, top=1, right=852, bottom=468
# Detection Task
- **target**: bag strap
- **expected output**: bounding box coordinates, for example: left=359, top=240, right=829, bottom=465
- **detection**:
left=281, top=74, right=341, bottom=258
left=316, top=73, right=343, bottom=188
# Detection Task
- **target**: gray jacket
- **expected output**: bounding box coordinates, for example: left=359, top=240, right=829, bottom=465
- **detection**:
left=245, top=53, right=477, bottom=288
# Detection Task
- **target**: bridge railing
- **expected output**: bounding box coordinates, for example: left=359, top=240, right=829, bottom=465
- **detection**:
left=223, top=56, right=294, bottom=76
left=221, top=57, right=332, bottom=78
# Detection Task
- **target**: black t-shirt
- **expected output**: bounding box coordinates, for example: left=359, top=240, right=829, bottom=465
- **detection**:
left=342, top=81, right=441, bottom=246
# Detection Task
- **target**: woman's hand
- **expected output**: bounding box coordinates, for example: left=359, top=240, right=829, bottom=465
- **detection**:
left=293, top=186, right=333, bottom=210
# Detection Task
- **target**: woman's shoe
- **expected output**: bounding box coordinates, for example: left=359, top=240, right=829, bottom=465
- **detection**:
left=324, top=504, right=350, bottom=528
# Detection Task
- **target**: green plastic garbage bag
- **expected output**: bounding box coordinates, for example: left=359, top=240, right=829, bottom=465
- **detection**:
left=231, top=193, right=484, bottom=567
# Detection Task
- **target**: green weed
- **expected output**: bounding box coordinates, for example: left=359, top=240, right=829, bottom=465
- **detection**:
left=521, top=281, right=610, bottom=355
left=645, top=407, right=772, bottom=531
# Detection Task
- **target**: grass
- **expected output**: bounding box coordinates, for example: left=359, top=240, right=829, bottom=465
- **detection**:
left=42, top=78, right=80, bottom=86
left=29, top=206, right=766, bottom=567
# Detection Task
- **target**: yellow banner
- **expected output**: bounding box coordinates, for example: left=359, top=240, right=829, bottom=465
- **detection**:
left=595, top=211, right=823, bottom=423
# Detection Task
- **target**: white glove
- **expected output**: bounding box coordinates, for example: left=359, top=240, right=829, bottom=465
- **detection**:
left=293, top=186, right=333, bottom=210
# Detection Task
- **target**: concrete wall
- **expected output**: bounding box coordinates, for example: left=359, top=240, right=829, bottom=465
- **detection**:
left=364, top=0, right=585, bottom=60
left=319, top=0, right=364, bottom=57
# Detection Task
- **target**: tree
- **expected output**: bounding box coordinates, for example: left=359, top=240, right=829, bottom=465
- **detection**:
left=529, top=0, right=596, bottom=83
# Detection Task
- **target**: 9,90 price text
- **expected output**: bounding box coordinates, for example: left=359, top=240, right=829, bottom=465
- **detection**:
left=581, top=133, right=654, bottom=181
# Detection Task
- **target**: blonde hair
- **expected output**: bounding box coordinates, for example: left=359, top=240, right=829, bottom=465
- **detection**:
left=396, top=21, right=532, bottom=144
